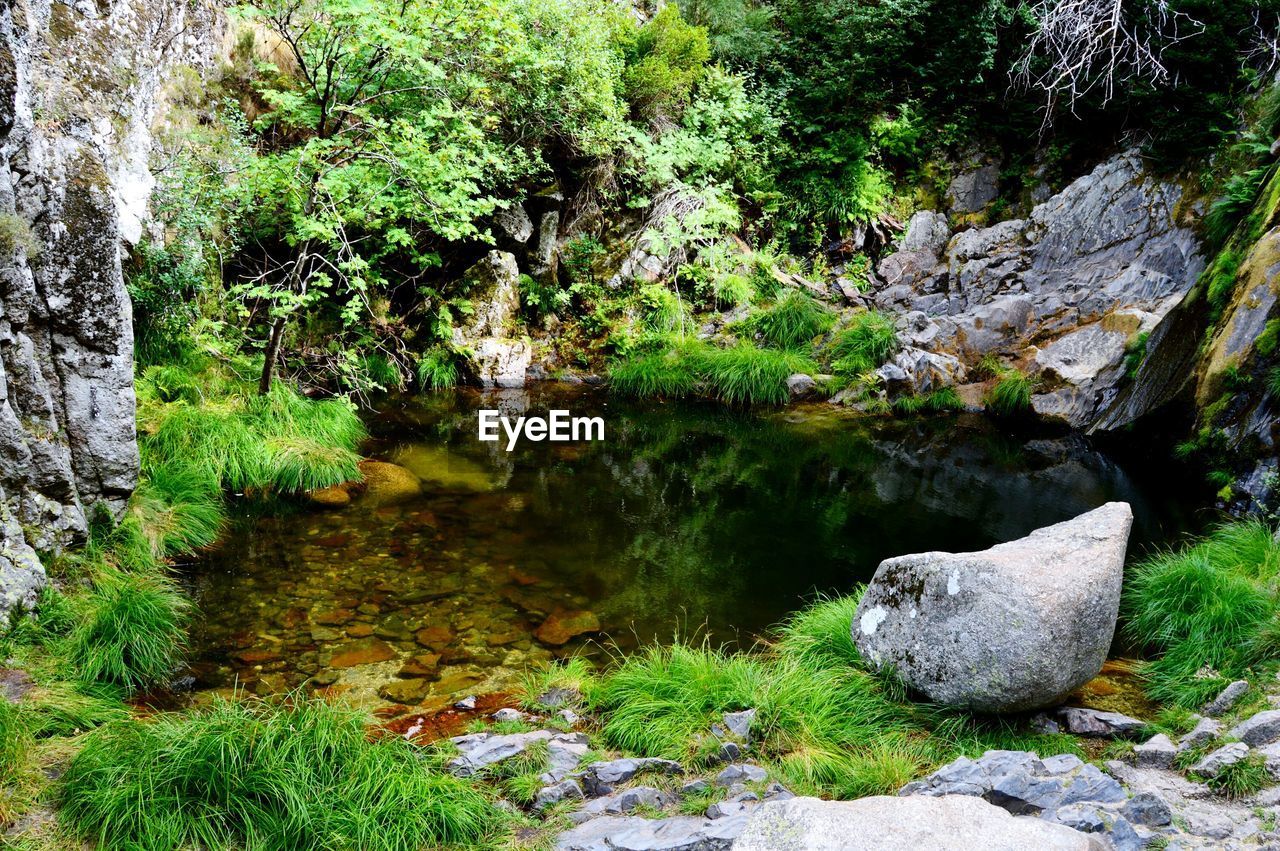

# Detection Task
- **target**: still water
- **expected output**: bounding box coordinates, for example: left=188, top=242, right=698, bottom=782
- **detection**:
left=185, top=386, right=1207, bottom=711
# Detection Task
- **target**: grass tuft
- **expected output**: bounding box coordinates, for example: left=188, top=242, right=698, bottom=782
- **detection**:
left=985, top=369, right=1036, bottom=416
left=59, top=696, right=500, bottom=851
left=825, top=311, right=900, bottom=374
left=745, top=290, right=835, bottom=350
left=68, top=570, right=190, bottom=694
left=1124, top=520, right=1280, bottom=706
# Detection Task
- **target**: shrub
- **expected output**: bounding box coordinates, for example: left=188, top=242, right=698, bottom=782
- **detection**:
left=746, top=289, right=835, bottom=349
left=825, top=311, right=899, bottom=374
left=69, top=570, right=190, bottom=694
left=59, top=697, right=499, bottom=850
left=1124, top=520, right=1280, bottom=706
left=620, top=5, right=711, bottom=122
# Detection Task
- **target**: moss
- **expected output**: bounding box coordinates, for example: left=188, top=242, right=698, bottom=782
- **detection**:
left=0, top=214, right=39, bottom=257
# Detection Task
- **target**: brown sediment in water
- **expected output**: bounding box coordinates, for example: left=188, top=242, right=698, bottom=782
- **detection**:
left=1068, top=658, right=1156, bottom=719
left=378, top=691, right=519, bottom=743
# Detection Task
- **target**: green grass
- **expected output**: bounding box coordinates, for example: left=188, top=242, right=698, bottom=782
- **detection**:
left=417, top=348, right=459, bottom=391
left=699, top=344, right=817, bottom=405
left=609, top=347, right=700, bottom=399
left=1124, top=520, right=1280, bottom=706
left=59, top=697, right=501, bottom=851
left=578, top=594, right=1081, bottom=800
left=0, top=699, right=31, bottom=824
left=985, top=369, right=1036, bottom=416
left=610, top=340, right=816, bottom=405
left=825, top=311, right=899, bottom=374
left=1203, top=752, right=1271, bottom=798
left=68, top=569, right=190, bottom=694
left=745, top=290, right=835, bottom=350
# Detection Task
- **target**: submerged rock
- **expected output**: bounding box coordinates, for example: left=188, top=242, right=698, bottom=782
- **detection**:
left=853, top=502, right=1132, bottom=712
left=735, top=795, right=1103, bottom=851
left=390, top=445, right=497, bottom=492
left=534, top=609, right=601, bottom=646
left=357, top=460, right=422, bottom=505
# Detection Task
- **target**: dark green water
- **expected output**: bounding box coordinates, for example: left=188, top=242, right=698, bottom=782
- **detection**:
left=186, top=386, right=1207, bottom=711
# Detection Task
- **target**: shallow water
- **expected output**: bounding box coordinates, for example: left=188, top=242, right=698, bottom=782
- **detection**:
left=185, top=385, right=1207, bottom=711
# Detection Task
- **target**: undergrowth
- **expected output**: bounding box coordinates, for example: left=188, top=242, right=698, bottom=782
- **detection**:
left=610, top=337, right=816, bottom=405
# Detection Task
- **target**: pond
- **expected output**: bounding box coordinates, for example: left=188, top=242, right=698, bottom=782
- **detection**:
left=184, top=385, right=1208, bottom=712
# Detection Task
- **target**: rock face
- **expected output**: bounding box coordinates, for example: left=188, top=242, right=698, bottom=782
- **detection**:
left=735, top=795, right=1104, bottom=851
left=853, top=502, right=1133, bottom=712
left=452, top=251, right=531, bottom=388
left=874, top=150, right=1204, bottom=431
left=0, top=0, right=220, bottom=621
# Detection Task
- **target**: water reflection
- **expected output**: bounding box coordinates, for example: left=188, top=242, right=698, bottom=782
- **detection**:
left=186, top=386, right=1203, bottom=710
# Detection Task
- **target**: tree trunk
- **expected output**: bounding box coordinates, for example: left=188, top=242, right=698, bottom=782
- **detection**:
left=258, top=180, right=318, bottom=395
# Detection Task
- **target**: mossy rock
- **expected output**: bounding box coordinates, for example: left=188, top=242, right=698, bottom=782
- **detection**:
left=357, top=461, right=422, bottom=506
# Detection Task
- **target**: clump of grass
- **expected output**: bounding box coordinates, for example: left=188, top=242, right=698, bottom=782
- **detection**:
left=825, top=311, right=899, bottom=374
left=745, top=290, right=835, bottom=350
left=68, top=569, right=190, bottom=694
left=1202, top=752, right=1271, bottom=798
left=985, top=369, right=1037, bottom=416
left=127, top=464, right=224, bottom=558
left=0, top=699, right=32, bottom=824
left=24, top=684, right=130, bottom=738
left=1124, top=520, right=1280, bottom=707
left=417, top=348, right=459, bottom=391
left=59, top=697, right=500, bottom=851
left=609, top=348, right=699, bottom=399
left=610, top=341, right=815, bottom=405
left=699, top=344, right=817, bottom=405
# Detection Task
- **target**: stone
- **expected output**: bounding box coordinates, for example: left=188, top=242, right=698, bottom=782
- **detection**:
left=680, top=780, right=710, bottom=796
left=357, top=461, right=422, bottom=506
left=1121, top=793, right=1172, bottom=828
left=378, top=679, right=430, bottom=704
left=1133, top=734, right=1176, bottom=769
left=494, top=201, right=534, bottom=244
left=454, top=695, right=477, bottom=710
left=451, top=251, right=530, bottom=388
left=534, top=609, right=601, bottom=646
left=1190, top=743, right=1249, bottom=778
left=714, top=763, right=767, bottom=787
left=580, top=758, right=683, bottom=797
left=902, top=751, right=1125, bottom=816
left=1229, top=709, right=1280, bottom=746
left=1203, top=680, right=1251, bottom=716
left=327, top=638, right=396, bottom=668
left=785, top=373, right=817, bottom=401
left=1059, top=707, right=1146, bottom=738
left=554, top=813, right=749, bottom=851
left=716, top=742, right=743, bottom=762
left=735, top=796, right=1105, bottom=851
left=706, top=799, right=755, bottom=819
left=307, top=483, right=351, bottom=507
left=542, top=737, right=590, bottom=783
left=722, top=709, right=756, bottom=740
left=1177, top=715, right=1222, bottom=752
left=536, top=779, right=584, bottom=810
left=853, top=502, right=1133, bottom=712
left=900, top=211, right=951, bottom=255
left=492, top=707, right=523, bottom=723
left=947, top=163, right=1001, bottom=213
left=536, top=687, right=579, bottom=708
left=871, top=150, right=1205, bottom=434
left=572, top=787, right=673, bottom=823
left=415, top=624, right=455, bottom=649
left=448, top=730, right=556, bottom=776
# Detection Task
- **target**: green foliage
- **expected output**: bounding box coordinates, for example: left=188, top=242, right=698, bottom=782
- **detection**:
left=1203, top=752, right=1271, bottom=798
left=1124, top=520, right=1280, bottom=706
left=1124, top=332, right=1151, bottom=380
left=59, top=697, right=499, bottom=850
left=985, top=369, right=1036, bottom=416
left=68, top=570, right=190, bottom=694
left=609, top=347, right=700, bottom=399
left=744, top=289, right=835, bottom=349
left=619, top=5, right=711, bottom=123
left=0, top=700, right=29, bottom=785
left=521, top=272, right=571, bottom=319
left=825, top=312, right=900, bottom=374
left=637, top=284, right=692, bottom=335
left=698, top=344, right=817, bottom=405
left=416, top=348, right=460, bottom=392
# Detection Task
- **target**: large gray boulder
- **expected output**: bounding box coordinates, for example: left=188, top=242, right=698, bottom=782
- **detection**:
left=853, top=502, right=1133, bottom=712
left=735, top=795, right=1105, bottom=851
